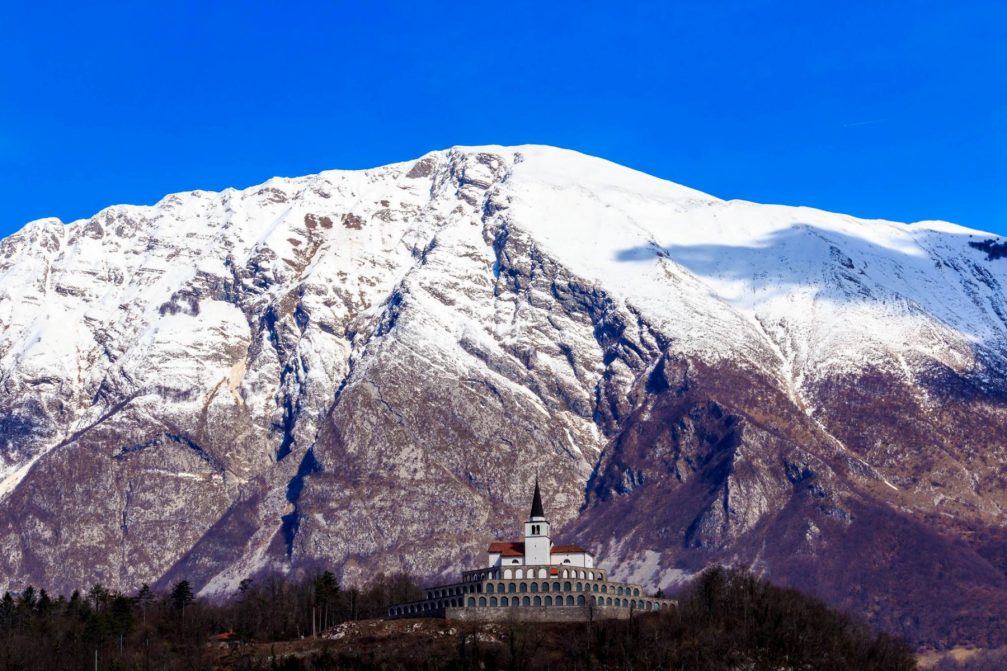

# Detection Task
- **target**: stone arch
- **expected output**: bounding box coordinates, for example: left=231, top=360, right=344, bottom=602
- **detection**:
left=522, top=596, right=531, bottom=606
left=533, top=595, right=542, bottom=606
left=592, top=583, right=598, bottom=592
left=467, top=597, right=476, bottom=607
left=519, top=582, right=528, bottom=593
left=576, top=582, right=582, bottom=592
left=633, top=588, right=640, bottom=596
left=515, top=568, right=524, bottom=579
left=562, top=569, right=569, bottom=578
left=490, top=597, right=498, bottom=607
left=508, top=583, right=516, bottom=593
left=577, top=595, right=586, bottom=605
left=566, top=595, right=575, bottom=606
left=553, top=582, right=561, bottom=592
left=617, top=586, right=624, bottom=596
left=541, top=582, right=549, bottom=592
left=497, top=583, right=505, bottom=593
left=538, top=568, right=547, bottom=579
left=631, top=600, right=637, bottom=609
left=479, top=597, right=487, bottom=607
left=588, top=571, right=594, bottom=580
left=563, top=582, right=572, bottom=592
left=501, top=596, right=509, bottom=606
left=606, top=597, right=613, bottom=606
left=530, top=582, right=538, bottom=592
left=504, top=569, right=513, bottom=579
left=486, top=583, right=494, bottom=593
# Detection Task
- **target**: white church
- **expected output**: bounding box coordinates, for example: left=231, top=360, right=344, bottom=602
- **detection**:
left=388, top=481, right=675, bottom=622
left=487, top=481, right=595, bottom=569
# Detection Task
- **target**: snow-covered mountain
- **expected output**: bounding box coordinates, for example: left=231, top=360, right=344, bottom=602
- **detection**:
left=1, top=146, right=1006, bottom=646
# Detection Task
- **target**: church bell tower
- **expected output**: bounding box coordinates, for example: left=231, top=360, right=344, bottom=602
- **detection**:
left=523, top=479, right=551, bottom=565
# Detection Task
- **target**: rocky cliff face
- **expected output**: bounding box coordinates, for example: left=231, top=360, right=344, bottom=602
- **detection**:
left=1, top=146, right=1006, bottom=646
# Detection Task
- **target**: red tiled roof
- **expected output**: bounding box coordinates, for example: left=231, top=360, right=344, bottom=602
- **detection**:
left=551, top=544, right=589, bottom=554
left=487, top=541, right=524, bottom=557
left=487, top=541, right=591, bottom=556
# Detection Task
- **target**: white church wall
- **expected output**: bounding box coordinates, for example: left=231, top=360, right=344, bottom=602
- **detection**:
left=550, top=552, right=594, bottom=568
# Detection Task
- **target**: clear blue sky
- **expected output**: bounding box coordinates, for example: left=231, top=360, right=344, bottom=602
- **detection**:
left=2, top=1, right=1005, bottom=238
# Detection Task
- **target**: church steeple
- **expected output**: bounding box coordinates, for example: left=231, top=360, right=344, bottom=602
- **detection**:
left=529, top=478, right=545, bottom=520
left=524, top=479, right=551, bottom=565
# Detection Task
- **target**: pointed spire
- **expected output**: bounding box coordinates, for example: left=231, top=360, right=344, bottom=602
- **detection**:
left=529, top=478, right=545, bottom=519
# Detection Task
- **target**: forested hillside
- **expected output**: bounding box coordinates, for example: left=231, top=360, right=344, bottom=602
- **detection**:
left=0, top=568, right=915, bottom=670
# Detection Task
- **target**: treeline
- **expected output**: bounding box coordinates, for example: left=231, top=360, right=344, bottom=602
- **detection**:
left=0, top=570, right=421, bottom=671
left=609, top=566, right=917, bottom=671
left=0, top=567, right=917, bottom=670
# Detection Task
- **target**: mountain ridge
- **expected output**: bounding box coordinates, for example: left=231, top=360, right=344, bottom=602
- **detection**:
left=1, top=145, right=1005, bottom=647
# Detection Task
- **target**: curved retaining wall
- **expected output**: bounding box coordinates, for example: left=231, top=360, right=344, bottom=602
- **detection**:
left=446, top=604, right=642, bottom=622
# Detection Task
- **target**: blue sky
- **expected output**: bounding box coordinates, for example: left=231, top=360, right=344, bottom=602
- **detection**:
left=1, top=1, right=1005, bottom=238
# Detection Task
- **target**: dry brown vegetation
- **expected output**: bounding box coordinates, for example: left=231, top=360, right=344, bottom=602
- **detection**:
left=0, top=567, right=916, bottom=670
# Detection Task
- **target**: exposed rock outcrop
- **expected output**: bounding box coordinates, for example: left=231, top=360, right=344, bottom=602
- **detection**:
left=1, top=145, right=1005, bottom=647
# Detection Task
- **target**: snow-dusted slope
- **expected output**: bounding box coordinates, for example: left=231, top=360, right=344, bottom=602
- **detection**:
left=1, top=145, right=1006, bottom=646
